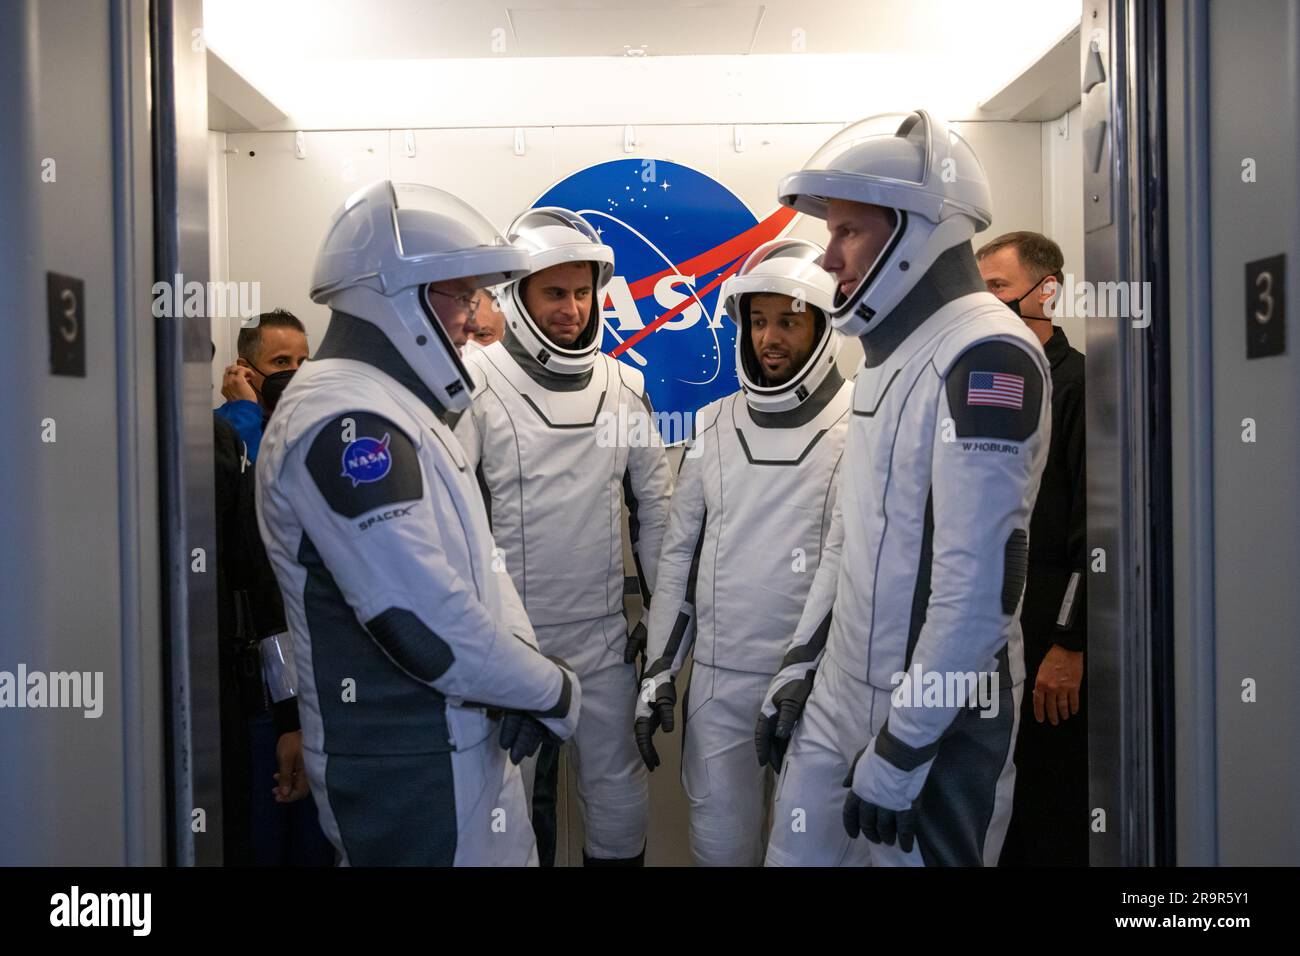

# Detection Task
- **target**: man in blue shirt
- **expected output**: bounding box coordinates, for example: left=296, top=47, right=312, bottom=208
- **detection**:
left=214, top=309, right=310, bottom=461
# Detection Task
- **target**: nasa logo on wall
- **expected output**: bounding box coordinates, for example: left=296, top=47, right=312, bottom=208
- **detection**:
left=534, top=159, right=796, bottom=437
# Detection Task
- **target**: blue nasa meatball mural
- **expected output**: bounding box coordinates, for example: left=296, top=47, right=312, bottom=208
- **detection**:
left=533, top=159, right=796, bottom=440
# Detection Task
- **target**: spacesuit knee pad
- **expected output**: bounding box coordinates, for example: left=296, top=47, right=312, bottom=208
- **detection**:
left=683, top=741, right=767, bottom=865
left=689, top=811, right=763, bottom=867
left=577, top=764, right=649, bottom=859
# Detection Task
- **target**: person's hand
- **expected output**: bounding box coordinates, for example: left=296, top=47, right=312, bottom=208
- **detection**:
left=221, top=363, right=258, bottom=403
left=755, top=667, right=815, bottom=770
left=1033, top=645, right=1083, bottom=725
left=623, top=620, right=647, bottom=669
left=634, top=672, right=676, bottom=771
left=842, top=746, right=921, bottom=853
left=841, top=727, right=936, bottom=854
left=498, top=711, right=552, bottom=765
left=273, top=730, right=310, bottom=803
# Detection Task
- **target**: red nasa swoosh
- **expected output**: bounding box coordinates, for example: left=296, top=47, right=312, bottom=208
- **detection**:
left=609, top=206, right=797, bottom=358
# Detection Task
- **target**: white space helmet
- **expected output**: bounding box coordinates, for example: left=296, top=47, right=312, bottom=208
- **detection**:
left=500, top=207, right=615, bottom=376
left=309, top=180, right=528, bottom=411
left=720, top=238, right=840, bottom=413
left=778, top=110, right=993, bottom=337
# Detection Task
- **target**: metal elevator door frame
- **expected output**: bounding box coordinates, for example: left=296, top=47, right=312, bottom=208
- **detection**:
left=1082, top=0, right=1177, bottom=866
left=151, top=0, right=223, bottom=865
left=1164, top=0, right=1218, bottom=868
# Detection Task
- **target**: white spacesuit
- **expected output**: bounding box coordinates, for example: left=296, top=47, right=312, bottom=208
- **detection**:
left=453, top=207, right=673, bottom=864
left=760, top=112, right=1051, bottom=867
left=635, top=238, right=852, bottom=866
left=256, top=181, right=581, bottom=866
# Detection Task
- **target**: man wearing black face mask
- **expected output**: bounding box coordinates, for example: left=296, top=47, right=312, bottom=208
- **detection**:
left=212, top=308, right=333, bottom=866
left=215, top=309, right=310, bottom=461
left=977, top=231, right=1088, bottom=867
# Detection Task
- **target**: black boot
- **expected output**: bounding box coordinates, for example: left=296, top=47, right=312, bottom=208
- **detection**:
left=583, top=845, right=646, bottom=867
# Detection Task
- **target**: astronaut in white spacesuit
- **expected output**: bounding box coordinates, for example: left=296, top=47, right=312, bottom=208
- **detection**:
left=453, top=207, right=673, bottom=865
left=256, top=180, right=582, bottom=866
left=759, top=111, right=1051, bottom=866
left=634, top=238, right=853, bottom=866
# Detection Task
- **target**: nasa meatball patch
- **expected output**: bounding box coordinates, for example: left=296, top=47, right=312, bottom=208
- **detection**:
left=341, top=433, right=394, bottom=486
left=306, top=412, right=423, bottom=519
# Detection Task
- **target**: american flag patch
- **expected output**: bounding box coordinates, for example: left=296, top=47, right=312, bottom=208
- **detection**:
left=966, top=371, right=1025, bottom=409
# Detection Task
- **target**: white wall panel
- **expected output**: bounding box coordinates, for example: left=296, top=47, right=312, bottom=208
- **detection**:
left=1042, top=105, right=1086, bottom=351
left=208, top=130, right=231, bottom=395
left=551, top=125, right=721, bottom=185
left=388, top=126, right=558, bottom=231
left=224, top=129, right=391, bottom=348
left=716, top=122, right=843, bottom=226
left=960, top=120, right=1044, bottom=238
left=221, top=121, right=1046, bottom=355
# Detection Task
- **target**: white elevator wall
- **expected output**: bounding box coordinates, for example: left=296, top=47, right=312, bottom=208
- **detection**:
left=1041, top=105, right=1087, bottom=352
left=209, top=130, right=232, bottom=396
left=209, top=119, right=1063, bottom=864
left=211, top=119, right=1059, bottom=398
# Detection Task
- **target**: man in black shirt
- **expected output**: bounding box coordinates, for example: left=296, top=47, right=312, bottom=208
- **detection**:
left=214, top=366, right=333, bottom=866
left=977, top=232, right=1088, bottom=867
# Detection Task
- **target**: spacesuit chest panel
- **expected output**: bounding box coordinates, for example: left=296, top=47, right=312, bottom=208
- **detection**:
left=844, top=316, right=949, bottom=541
left=418, top=417, right=491, bottom=602
left=832, top=313, right=968, bottom=686
left=829, top=299, right=1045, bottom=688
left=264, top=360, right=498, bottom=755
left=695, top=390, right=851, bottom=675
left=475, top=353, right=630, bottom=624
left=321, top=361, right=488, bottom=579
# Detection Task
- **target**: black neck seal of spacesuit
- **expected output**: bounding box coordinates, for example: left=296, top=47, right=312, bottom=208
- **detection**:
left=859, top=241, right=986, bottom=368
left=501, top=322, right=594, bottom=392
left=314, top=310, right=450, bottom=420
